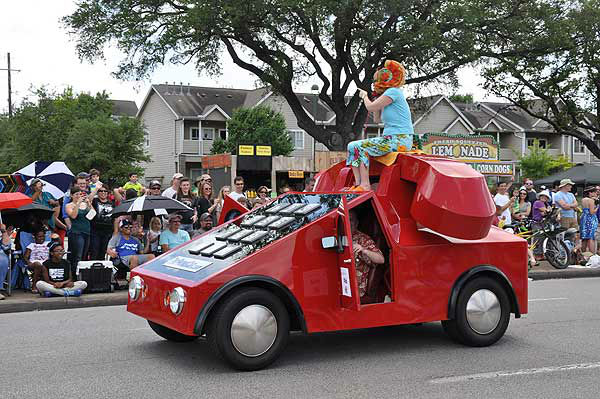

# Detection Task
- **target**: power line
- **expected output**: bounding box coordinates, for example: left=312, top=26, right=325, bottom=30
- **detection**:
left=0, top=52, right=21, bottom=117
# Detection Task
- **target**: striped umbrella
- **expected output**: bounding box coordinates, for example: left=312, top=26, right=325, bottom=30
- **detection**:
left=15, top=161, right=74, bottom=199
left=110, top=195, right=191, bottom=217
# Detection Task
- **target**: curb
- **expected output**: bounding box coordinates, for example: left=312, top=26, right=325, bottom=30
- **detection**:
left=0, top=291, right=128, bottom=314
left=529, top=268, right=600, bottom=281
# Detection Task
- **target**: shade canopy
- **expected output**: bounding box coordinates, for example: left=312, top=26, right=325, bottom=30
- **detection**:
left=535, top=163, right=600, bottom=186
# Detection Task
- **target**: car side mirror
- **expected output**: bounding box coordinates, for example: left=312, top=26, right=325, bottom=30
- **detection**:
left=321, top=236, right=337, bottom=249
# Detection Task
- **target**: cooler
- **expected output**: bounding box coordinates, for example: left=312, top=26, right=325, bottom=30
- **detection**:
left=77, top=260, right=113, bottom=293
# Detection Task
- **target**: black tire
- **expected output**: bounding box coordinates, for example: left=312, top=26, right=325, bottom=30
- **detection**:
left=544, top=238, right=570, bottom=269
left=207, top=288, right=290, bottom=371
left=147, top=320, right=200, bottom=342
left=442, top=277, right=510, bottom=347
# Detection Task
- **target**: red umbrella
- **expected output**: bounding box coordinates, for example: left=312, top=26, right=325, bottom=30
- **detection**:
left=0, top=193, right=32, bottom=224
left=0, top=192, right=32, bottom=210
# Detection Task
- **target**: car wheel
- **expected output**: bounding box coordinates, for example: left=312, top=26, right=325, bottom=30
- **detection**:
left=443, top=277, right=510, bottom=347
left=147, top=320, right=199, bottom=342
left=207, top=287, right=290, bottom=371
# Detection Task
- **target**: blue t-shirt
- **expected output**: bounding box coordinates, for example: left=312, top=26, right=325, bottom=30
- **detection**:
left=554, top=191, right=576, bottom=218
left=381, top=87, right=414, bottom=135
left=159, top=229, right=190, bottom=250
left=109, top=234, right=143, bottom=257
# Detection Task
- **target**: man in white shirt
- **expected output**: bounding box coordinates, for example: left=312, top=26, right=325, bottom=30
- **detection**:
left=162, top=173, right=183, bottom=199
left=229, top=176, right=246, bottom=202
left=494, top=181, right=515, bottom=225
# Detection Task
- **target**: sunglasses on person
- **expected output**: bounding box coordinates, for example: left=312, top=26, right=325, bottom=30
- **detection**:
left=259, top=191, right=267, bottom=194
left=98, top=189, right=108, bottom=193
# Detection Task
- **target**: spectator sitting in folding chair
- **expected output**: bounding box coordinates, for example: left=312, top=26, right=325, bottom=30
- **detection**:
left=106, top=219, right=155, bottom=271
left=24, top=230, right=50, bottom=294
left=37, top=243, right=87, bottom=297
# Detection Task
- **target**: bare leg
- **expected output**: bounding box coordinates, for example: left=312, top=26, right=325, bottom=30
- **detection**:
left=129, top=255, right=139, bottom=269
left=351, top=166, right=360, bottom=187
left=358, top=163, right=370, bottom=190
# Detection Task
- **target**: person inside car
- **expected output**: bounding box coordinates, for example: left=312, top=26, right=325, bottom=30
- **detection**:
left=348, top=210, right=384, bottom=299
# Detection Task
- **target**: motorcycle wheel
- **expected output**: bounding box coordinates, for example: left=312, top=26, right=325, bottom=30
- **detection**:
left=543, top=238, right=570, bottom=269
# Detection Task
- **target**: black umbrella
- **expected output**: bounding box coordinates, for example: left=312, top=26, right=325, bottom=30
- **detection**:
left=1, top=202, right=54, bottom=230
left=110, top=195, right=191, bottom=217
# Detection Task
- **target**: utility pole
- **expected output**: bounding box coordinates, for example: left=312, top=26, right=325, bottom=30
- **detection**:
left=0, top=52, right=21, bottom=117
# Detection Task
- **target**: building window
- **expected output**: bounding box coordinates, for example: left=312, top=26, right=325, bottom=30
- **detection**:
left=574, top=138, right=585, bottom=154
left=526, top=138, right=547, bottom=149
left=219, top=129, right=227, bottom=140
left=143, top=129, right=149, bottom=148
left=288, top=130, right=304, bottom=149
left=202, top=127, right=215, bottom=140
left=186, top=127, right=199, bottom=141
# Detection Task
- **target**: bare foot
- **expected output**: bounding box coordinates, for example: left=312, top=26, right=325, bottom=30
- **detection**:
left=358, top=184, right=371, bottom=191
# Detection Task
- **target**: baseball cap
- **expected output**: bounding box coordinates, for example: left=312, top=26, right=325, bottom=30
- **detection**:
left=119, top=219, right=133, bottom=228
left=77, top=172, right=90, bottom=179
left=172, top=173, right=184, bottom=179
left=149, top=180, right=162, bottom=188
left=200, top=212, right=212, bottom=221
left=30, top=178, right=44, bottom=187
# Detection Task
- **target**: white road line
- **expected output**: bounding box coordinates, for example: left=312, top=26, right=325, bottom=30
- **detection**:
left=529, top=297, right=568, bottom=302
left=430, top=362, right=600, bottom=384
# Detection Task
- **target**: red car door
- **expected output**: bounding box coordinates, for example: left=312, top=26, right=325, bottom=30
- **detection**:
left=336, top=195, right=361, bottom=311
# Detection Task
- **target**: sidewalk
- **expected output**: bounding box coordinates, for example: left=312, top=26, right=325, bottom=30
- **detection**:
left=528, top=260, right=600, bottom=280
left=0, top=289, right=127, bottom=314
left=1, top=262, right=599, bottom=314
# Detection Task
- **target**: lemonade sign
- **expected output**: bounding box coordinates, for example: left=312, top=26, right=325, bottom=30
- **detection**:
left=421, top=133, right=498, bottom=161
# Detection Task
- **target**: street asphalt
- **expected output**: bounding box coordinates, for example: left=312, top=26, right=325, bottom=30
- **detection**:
left=2, top=260, right=600, bottom=313
left=1, top=278, right=599, bottom=398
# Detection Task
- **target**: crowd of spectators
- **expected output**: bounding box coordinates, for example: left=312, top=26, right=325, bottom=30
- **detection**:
left=492, top=177, right=600, bottom=265
left=1, top=168, right=316, bottom=299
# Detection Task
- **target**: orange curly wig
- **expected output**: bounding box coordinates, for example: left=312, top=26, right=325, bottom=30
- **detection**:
left=373, top=60, right=406, bottom=95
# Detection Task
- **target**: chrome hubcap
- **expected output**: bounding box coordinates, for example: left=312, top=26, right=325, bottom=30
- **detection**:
left=231, top=305, right=277, bottom=357
left=466, top=289, right=501, bottom=335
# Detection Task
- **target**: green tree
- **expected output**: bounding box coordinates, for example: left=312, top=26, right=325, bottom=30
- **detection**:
left=483, top=0, right=600, bottom=158
left=449, top=94, right=474, bottom=104
left=211, top=106, right=293, bottom=156
left=64, top=0, right=558, bottom=150
left=518, top=139, right=572, bottom=180
left=0, top=88, right=149, bottom=185
left=62, top=116, right=150, bottom=185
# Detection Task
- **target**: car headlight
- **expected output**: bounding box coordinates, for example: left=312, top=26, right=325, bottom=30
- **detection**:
left=169, top=287, right=186, bottom=315
left=128, top=276, right=144, bottom=301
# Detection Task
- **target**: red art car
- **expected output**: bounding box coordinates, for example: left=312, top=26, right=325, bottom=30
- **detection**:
left=127, top=153, right=528, bottom=370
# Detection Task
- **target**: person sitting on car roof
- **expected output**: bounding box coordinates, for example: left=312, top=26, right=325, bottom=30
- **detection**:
left=348, top=210, right=384, bottom=298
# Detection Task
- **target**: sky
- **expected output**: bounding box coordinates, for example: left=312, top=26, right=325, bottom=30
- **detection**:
left=0, top=1, right=493, bottom=114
